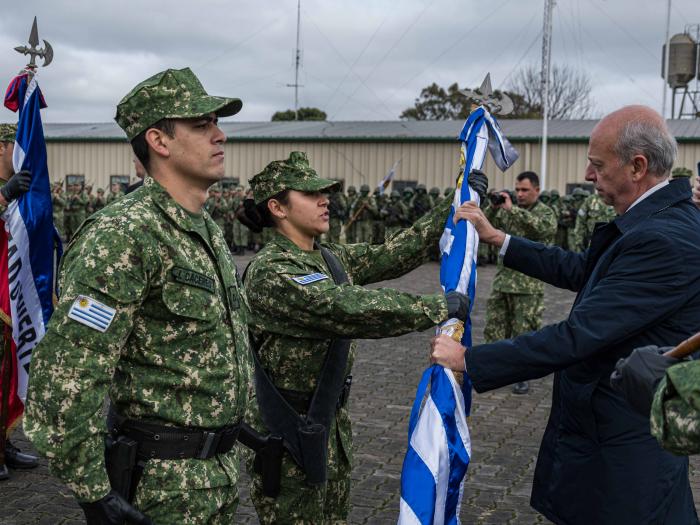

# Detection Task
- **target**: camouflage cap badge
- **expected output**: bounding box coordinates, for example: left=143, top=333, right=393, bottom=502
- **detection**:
left=115, top=67, right=242, bottom=141
left=0, top=123, right=17, bottom=143
left=250, top=151, right=340, bottom=204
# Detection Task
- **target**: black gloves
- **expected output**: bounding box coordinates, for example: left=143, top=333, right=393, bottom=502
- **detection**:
left=467, top=169, right=488, bottom=202
left=79, top=490, right=153, bottom=525
left=0, top=170, right=31, bottom=203
left=610, top=345, right=680, bottom=417
left=445, top=291, right=470, bottom=322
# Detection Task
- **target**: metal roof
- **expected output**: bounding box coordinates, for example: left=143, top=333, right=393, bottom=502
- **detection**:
left=25, top=119, right=700, bottom=143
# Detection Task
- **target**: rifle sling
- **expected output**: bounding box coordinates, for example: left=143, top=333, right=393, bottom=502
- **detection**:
left=252, top=244, right=351, bottom=471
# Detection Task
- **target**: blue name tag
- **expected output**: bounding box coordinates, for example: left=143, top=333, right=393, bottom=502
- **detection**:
left=292, top=273, right=329, bottom=285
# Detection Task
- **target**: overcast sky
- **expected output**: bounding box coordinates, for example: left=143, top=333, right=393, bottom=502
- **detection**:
left=0, top=0, right=698, bottom=124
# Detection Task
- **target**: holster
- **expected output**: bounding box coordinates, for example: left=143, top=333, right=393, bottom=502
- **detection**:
left=104, top=434, right=141, bottom=503
left=238, top=422, right=284, bottom=498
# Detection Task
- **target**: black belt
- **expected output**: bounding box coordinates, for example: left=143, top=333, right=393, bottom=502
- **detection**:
left=107, top=409, right=242, bottom=460
left=277, top=375, right=352, bottom=415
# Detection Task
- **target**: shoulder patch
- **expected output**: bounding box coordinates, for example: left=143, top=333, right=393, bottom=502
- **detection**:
left=292, top=273, right=329, bottom=285
left=68, top=295, right=116, bottom=332
left=171, top=266, right=215, bottom=293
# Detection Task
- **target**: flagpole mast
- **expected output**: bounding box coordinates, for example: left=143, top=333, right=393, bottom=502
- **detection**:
left=661, top=0, right=672, bottom=118
left=540, top=0, right=554, bottom=190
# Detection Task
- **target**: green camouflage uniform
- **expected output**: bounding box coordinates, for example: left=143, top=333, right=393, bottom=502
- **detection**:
left=651, top=360, right=700, bottom=455
left=484, top=201, right=557, bottom=342
left=382, top=190, right=410, bottom=239
left=344, top=187, right=357, bottom=244
left=558, top=195, right=577, bottom=250
left=243, top=152, right=451, bottom=524
left=93, top=190, right=106, bottom=213
left=571, top=193, right=616, bottom=252
left=64, top=188, right=88, bottom=241
left=105, top=188, right=123, bottom=205
left=372, top=191, right=387, bottom=244
left=567, top=188, right=589, bottom=249
left=326, top=190, right=347, bottom=244
left=52, top=185, right=66, bottom=238
left=350, top=185, right=377, bottom=244
left=24, top=67, right=250, bottom=525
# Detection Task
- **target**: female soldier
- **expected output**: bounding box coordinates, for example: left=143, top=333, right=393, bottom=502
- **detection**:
left=241, top=151, right=471, bottom=524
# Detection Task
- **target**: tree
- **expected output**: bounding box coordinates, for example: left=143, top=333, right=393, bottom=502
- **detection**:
left=508, top=64, right=594, bottom=119
left=400, top=65, right=594, bottom=120
left=400, top=82, right=542, bottom=120
left=271, top=107, right=327, bottom=121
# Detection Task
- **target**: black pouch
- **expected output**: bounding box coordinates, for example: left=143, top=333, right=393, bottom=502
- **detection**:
left=104, top=435, right=138, bottom=501
left=252, top=434, right=284, bottom=498
left=298, top=423, right=327, bottom=486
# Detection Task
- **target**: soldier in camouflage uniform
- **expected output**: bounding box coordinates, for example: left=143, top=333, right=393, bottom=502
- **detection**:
left=429, top=186, right=442, bottom=207
left=105, top=182, right=123, bottom=205
left=344, top=186, right=357, bottom=244
left=484, top=172, right=557, bottom=394
left=204, top=183, right=227, bottom=231
left=52, top=181, right=66, bottom=239
left=402, top=186, right=415, bottom=224
left=539, top=189, right=550, bottom=207
left=558, top=194, right=576, bottom=250
left=93, top=188, right=106, bottom=213
left=371, top=188, right=387, bottom=244
left=412, top=183, right=433, bottom=220
left=568, top=188, right=588, bottom=249
left=64, top=182, right=89, bottom=241
left=349, top=184, right=377, bottom=244
left=381, top=189, right=410, bottom=239
left=231, top=186, right=249, bottom=255
left=85, top=184, right=96, bottom=215
left=240, top=151, right=468, bottom=524
left=671, top=166, right=693, bottom=181
left=326, top=187, right=347, bottom=244
left=571, top=192, right=616, bottom=252
left=24, top=67, right=252, bottom=525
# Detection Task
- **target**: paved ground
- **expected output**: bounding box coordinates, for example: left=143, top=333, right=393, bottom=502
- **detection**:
left=2, top=257, right=700, bottom=524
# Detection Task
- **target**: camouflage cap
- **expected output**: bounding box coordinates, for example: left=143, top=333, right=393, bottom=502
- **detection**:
left=115, top=67, right=242, bottom=141
left=429, top=187, right=440, bottom=195
left=671, top=167, right=693, bottom=179
left=0, top=123, right=17, bottom=143
left=250, top=151, right=340, bottom=204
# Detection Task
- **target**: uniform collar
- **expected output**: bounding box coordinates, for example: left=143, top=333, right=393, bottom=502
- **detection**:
left=144, top=176, right=210, bottom=234
left=614, top=178, right=691, bottom=233
left=267, top=229, right=318, bottom=255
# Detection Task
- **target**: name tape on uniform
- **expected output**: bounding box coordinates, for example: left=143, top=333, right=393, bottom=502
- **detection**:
left=68, top=295, right=116, bottom=333
left=292, top=273, right=329, bottom=286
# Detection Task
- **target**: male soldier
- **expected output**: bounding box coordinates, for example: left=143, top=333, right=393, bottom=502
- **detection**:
left=412, top=183, right=433, bottom=220
left=85, top=184, right=96, bottom=215
left=549, top=189, right=563, bottom=246
left=93, top=188, right=106, bottom=213
left=106, top=182, right=123, bottom=205
left=344, top=185, right=357, bottom=243
left=402, top=186, right=415, bottom=224
left=64, top=181, right=88, bottom=240
left=0, top=123, right=35, bottom=481
left=572, top=191, right=616, bottom=252
left=349, top=184, right=376, bottom=244
left=558, top=194, right=576, bottom=250
left=381, top=189, right=410, bottom=239
left=327, top=186, right=347, bottom=243
left=231, top=186, right=249, bottom=255
left=539, top=189, right=551, bottom=207
left=568, top=188, right=588, bottom=249
left=484, top=171, right=557, bottom=394
left=429, top=186, right=442, bottom=207
left=52, top=181, right=66, bottom=239
left=204, top=183, right=227, bottom=231
left=24, top=67, right=252, bottom=524
left=372, top=188, right=386, bottom=244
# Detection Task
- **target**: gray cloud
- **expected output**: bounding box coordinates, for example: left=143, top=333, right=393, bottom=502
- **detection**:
left=0, top=0, right=698, bottom=123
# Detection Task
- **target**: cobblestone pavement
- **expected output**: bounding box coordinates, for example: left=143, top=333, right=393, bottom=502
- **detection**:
left=2, top=258, right=700, bottom=524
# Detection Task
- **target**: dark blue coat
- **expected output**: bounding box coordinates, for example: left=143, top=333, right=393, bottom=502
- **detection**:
left=467, top=179, right=700, bottom=525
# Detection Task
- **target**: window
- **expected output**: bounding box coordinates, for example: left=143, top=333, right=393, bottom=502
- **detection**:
left=65, top=174, right=85, bottom=187
left=110, top=175, right=131, bottom=193
left=392, top=180, right=417, bottom=193
left=565, top=182, right=594, bottom=195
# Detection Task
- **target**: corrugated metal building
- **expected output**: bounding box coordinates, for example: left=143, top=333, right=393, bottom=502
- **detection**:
left=42, top=119, right=700, bottom=193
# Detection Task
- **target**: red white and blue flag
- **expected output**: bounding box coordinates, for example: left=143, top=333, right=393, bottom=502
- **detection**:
left=0, top=71, right=60, bottom=431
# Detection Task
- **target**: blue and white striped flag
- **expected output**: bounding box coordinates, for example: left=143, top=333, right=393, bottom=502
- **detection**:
left=398, top=106, right=518, bottom=525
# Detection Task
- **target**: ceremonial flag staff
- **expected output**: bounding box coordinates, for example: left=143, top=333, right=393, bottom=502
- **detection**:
left=0, top=16, right=56, bottom=480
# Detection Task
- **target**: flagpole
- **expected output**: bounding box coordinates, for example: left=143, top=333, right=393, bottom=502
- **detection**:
left=540, top=0, right=554, bottom=190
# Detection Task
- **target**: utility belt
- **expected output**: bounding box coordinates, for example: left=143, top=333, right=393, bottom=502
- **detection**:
left=104, top=407, right=274, bottom=503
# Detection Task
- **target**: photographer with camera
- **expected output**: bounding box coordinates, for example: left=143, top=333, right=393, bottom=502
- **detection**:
left=483, top=171, right=557, bottom=394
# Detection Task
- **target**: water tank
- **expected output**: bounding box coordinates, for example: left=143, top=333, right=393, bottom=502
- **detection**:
left=661, top=33, right=697, bottom=88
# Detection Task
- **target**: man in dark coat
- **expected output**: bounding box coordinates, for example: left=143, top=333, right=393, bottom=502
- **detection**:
left=431, top=105, right=700, bottom=525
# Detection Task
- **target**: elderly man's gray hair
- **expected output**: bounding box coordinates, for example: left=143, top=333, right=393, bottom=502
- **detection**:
left=614, top=120, right=677, bottom=177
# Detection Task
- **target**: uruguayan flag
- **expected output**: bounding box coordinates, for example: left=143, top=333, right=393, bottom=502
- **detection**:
left=398, top=106, right=518, bottom=524
left=68, top=295, right=116, bottom=333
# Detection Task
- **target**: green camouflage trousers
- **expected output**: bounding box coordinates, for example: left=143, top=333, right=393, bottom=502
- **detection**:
left=355, top=220, right=373, bottom=244
left=326, top=218, right=342, bottom=243
left=345, top=222, right=356, bottom=244
left=483, top=291, right=544, bottom=342
left=133, top=476, right=238, bottom=525
left=232, top=220, right=249, bottom=247
left=250, top=449, right=351, bottom=525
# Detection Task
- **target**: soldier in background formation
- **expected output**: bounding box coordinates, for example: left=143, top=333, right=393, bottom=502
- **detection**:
left=106, top=182, right=123, bottom=205
left=572, top=191, right=616, bottom=252
left=231, top=186, right=249, bottom=255
left=344, top=185, right=357, bottom=243
left=326, top=187, right=347, bottom=244
left=63, top=181, right=88, bottom=241
left=372, top=188, right=386, bottom=243
left=51, top=182, right=66, bottom=239
left=348, top=184, right=376, bottom=244
left=381, top=189, right=410, bottom=239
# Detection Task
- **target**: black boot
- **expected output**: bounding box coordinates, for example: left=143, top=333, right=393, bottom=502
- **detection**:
left=5, top=441, right=38, bottom=469
left=0, top=463, right=8, bottom=480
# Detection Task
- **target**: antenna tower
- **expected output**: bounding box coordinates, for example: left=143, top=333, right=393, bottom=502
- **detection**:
left=286, top=0, right=303, bottom=120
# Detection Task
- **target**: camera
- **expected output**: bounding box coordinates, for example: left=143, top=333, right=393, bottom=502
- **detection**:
left=489, top=190, right=514, bottom=207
